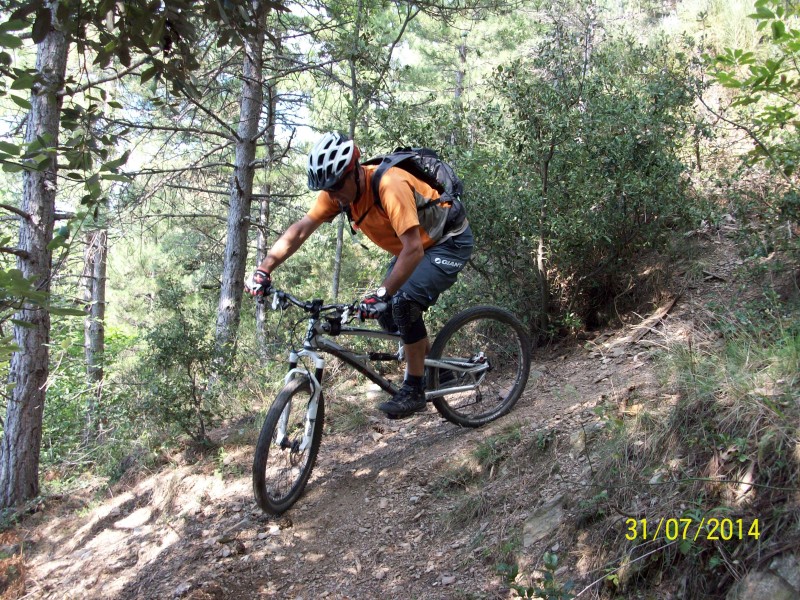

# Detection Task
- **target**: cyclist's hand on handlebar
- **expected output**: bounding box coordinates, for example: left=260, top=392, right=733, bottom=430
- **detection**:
left=358, top=292, right=390, bottom=320
left=244, top=269, right=272, bottom=298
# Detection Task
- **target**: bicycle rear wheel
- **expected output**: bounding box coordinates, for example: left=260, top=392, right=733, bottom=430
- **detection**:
left=428, top=306, right=532, bottom=427
left=252, top=376, right=324, bottom=515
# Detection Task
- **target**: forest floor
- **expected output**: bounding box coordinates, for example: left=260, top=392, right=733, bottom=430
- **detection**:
left=2, top=224, right=762, bottom=599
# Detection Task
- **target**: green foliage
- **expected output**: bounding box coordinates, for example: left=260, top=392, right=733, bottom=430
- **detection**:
left=137, top=278, right=221, bottom=443
left=326, top=398, right=370, bottom=434
left=708, top=0, right=800, bottom=254
left=0, top=261, right=85, bottom=370
left=0, top=265, right=44, bottom=357
left=473, top=423, right=522, bottom=471
left=710, top=0, right=800, bottom=177
left=498, top=553, right=575, bottom=599
left=39, top=320, right=139, bottom=473
left=474, top=31, right=701, bottom=329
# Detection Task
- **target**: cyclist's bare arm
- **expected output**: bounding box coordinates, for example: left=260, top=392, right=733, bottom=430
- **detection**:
left=383, top=225, right=424, bottom=294
left=258, top=216, right=322, bottom=273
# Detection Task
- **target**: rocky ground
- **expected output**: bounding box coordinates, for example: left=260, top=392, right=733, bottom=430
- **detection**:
left=6, top=226, right=796, bottom=600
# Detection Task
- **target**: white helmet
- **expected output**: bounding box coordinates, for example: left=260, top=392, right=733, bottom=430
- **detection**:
left=307, top=132, right=360, bottom=191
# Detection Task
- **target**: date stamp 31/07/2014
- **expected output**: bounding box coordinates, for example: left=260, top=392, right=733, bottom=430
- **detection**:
left=624, top=517, right=760, bottom=542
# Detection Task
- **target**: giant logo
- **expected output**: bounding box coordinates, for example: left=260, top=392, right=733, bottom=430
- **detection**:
left=434, top=257, right=463, bottom=268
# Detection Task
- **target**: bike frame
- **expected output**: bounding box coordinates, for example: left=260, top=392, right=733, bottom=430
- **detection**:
left=273, top=296, right=490, bottom=451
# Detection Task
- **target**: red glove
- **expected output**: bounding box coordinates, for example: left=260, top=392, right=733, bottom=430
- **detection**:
left=358, top=290, right=390, bottom=320
left=245, top=269, right=272, bottom=297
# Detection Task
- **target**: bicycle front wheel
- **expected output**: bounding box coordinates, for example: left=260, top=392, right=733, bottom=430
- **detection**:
left=428, top=306, right=532, bottom=427
left=252, top=376, right=324, bottom=515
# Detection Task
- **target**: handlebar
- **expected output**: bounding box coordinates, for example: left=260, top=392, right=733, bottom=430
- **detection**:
left=257, top=287, right=357, bottom=320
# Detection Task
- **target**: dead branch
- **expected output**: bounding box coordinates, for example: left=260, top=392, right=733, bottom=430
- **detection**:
left=630, top=295, right=679, bottom=343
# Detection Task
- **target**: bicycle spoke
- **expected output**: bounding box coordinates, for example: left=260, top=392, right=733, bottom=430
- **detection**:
left=429, top=306, right=531, bottom=427
left=253, top=377, right=324, bottom=514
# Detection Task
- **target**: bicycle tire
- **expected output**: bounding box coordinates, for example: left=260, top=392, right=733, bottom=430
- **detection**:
left=428, top=305, right=532, bottom=428
left=252, top=376, right=324, bottom=515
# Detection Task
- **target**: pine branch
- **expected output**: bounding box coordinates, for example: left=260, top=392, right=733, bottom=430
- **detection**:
left=0, top=247, right=30, bottom=259
left=104, top=118, right=236, bottom=142
left=61, top=58, right=150, bottom=96
left=0, top=204, right=31, bottom=220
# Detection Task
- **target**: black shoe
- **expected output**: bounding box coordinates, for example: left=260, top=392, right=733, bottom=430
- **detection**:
left=379, top=383, right=426, bottom=418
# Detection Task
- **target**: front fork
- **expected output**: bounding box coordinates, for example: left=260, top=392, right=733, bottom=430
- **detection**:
left=277, top=350, right=325, bottom=452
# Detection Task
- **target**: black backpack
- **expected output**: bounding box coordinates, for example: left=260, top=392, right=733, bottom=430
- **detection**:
left=351, top=147, right=466, bottom=240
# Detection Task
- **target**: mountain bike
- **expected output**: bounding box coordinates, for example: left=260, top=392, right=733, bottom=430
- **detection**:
left=252, top=288, right=532, bottom=515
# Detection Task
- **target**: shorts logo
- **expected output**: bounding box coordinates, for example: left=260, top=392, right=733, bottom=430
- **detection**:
left=434, top=258, right=463, bottom=268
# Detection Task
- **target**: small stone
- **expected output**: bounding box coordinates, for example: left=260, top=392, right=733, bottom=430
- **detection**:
left=523, top=495, right=565, bottom=548
left=441, top=575, right=456, bottom=585
left=569, top=430, right=586, bottom=454
left=726, top=571, right=796, bottom=600
left=374, top=568, right=388, bottom=581
left=769, top=554, right=800, bottom=591
left=173, top=582, right=193, bottom=597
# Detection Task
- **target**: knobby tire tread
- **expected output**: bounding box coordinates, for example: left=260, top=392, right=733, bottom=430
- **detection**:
left=252, top=376, right=324, bottom=515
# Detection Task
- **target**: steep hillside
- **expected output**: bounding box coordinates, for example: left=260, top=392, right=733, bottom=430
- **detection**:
left=4, top=224, right=798, bottom=600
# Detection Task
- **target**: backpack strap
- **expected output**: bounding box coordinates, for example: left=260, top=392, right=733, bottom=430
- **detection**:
left=368, top=151, right=418, bottom=210
left=367, top=150, right=452, bottom=214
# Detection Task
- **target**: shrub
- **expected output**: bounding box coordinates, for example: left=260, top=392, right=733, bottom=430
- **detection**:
left=137, top=278, right=221, bottom=444
left=470, top=33, right=703, bottom=331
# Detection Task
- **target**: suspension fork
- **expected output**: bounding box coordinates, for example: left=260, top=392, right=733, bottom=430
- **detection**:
left=277, top=350, right=325, bottom=451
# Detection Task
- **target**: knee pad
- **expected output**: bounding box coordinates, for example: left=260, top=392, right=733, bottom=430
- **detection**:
left=392, top=293, right=427, bottom=344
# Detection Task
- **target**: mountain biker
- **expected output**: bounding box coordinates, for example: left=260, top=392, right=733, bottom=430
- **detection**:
left=245, top=132, right=473, bottom=418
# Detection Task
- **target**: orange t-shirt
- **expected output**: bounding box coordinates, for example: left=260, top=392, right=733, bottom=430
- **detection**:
left=306, top=165, right=441, bottom=256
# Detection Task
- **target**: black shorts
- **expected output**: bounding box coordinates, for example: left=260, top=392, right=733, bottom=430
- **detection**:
left=385, top=225, right=473, bottom=309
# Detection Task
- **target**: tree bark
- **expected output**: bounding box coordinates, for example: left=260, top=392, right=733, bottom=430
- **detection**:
left=450, top=32, right=468, bottom=147
left=256, top=82, right=277, bottom=349
left=0, top=6, right=69, bottom=509
left=331, top=0, right=364, bottom=302
left=535, top=144, right=555, bottom=334
left=82, top=229, right=107, bottom=442
left=214, top=0, right=267, bottom=363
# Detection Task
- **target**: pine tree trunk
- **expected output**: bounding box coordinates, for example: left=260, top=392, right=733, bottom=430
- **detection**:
left=214, top=0, right=267, bottom=364
left=332, top=0, right=363, bottom=302
left=256, top=83, right=277, bottom=349
left=450, top=33, right=467, bottom=147
left=536, top=149, right=554, bottom=334
left=82, top=229, right=106, bottom=442
left=0, top=9, right=69, bottom=509
left=332, top=218, right=345, bottom=301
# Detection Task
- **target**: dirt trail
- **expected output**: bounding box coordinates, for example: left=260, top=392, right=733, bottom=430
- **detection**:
left=14, top=233, right=742, bottom=600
